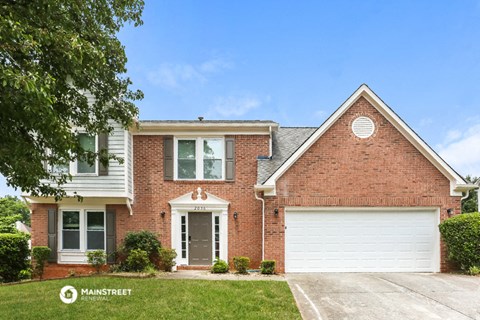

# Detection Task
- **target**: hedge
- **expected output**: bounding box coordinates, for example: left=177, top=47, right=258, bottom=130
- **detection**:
left=439, top=212, right=480, bottom=271
left=0, top=233, right=30, bottom=282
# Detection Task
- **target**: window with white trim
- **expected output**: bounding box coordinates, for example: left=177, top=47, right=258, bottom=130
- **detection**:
left=176, top=138, right=224, bottom=180
left=60, top=209, right=105, bottom=251
left=77, top=133, right=97, bottom=174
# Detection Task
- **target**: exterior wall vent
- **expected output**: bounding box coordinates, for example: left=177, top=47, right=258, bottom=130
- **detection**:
left=352, top=116, right=375, bottom=138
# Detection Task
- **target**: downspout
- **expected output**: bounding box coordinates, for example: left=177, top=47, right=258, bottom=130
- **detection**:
left=254, top=189, right=265, bottom=261
left=126, top=198, right=133, bottom=215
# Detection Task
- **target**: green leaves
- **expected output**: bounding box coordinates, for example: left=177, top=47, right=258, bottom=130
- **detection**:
left=439, top=212, right=480, bottom=271
left=0, top=0, right=144, bottom=199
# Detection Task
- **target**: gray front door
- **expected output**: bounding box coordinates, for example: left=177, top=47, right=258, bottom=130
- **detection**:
left=188, top=213, right=212, bottom=265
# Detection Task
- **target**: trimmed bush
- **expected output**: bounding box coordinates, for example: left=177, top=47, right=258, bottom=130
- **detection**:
left=159, top=248, right=177, bottom=272
left=32, top=246, right=51, bottom=280
left=233, top=256, right=250, bottom=274
left=0, top=233, right=30, bottom=282
left=211, top=259, right=229, bottom=273
left=439, top=212, right=480, bottom=271
left=122, top=230, right=161, bottom=264
left=260, top=260, right=276, bottom=275
left=87, top=250, right=107, bottom=273
left=125, top=249, right=150, bottom=272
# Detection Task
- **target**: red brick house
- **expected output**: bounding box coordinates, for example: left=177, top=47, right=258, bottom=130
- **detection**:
left=26, top=84, right=477, bottom=274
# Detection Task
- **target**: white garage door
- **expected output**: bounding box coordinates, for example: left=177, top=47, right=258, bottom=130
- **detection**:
left=285, top=208, right=439, bottom=272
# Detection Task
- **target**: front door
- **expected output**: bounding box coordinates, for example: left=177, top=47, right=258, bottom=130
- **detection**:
left=188, top=213, right=212, bottom=265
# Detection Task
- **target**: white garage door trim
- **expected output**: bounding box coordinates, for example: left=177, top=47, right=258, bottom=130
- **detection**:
left=285, top=207, right=440, bottom=273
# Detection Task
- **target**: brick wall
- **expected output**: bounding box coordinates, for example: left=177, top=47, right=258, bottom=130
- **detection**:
left=30, top=203, right=58, bottom=247
left=263, top=97, right=461, bottom=272
left=132, top=134, right=270, bottom=268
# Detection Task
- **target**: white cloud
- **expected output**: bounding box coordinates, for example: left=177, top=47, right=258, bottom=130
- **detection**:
left=208, top=95, right=262, bottom=118
left=147, top=58, right=232, bottom=90
left=438, top=123, right=480, bottom=177
left=314, top=110, right=326, bottom=119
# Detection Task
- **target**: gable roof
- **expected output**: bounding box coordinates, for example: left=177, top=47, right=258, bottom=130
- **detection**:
left=257, top=127, right=317, bottom=184
left=258, top=84, right=473, bottom=196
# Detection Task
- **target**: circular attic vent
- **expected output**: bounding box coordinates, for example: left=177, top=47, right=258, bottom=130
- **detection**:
left=352, top=116, right=375, bottom=138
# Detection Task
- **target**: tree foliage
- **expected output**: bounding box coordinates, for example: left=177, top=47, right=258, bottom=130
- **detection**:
left=0, top=0, right=144, bottom=199
left=462, top=175, right=479, bottom=214
left=0, top=195, right=30, bottom=226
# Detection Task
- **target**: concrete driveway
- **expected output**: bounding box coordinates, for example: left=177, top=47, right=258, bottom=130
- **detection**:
left=286, top=273, right=480, bottom=320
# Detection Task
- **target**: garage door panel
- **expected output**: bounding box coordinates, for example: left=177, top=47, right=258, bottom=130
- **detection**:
left=285, top=209, right=438, bottom=272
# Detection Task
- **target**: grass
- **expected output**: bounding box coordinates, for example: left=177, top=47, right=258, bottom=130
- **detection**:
left=0, top=277, right=301, bottom=320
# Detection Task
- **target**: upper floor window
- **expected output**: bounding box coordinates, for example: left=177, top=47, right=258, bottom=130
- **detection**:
left=77, top=133, right=96, bottom=174
left=176, top=138, right=224, bottom=180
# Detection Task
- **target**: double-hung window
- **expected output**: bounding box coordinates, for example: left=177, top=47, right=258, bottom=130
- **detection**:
left=176, top=138, right=224, bottom=180
left=61, top=209, right=105, bottom=251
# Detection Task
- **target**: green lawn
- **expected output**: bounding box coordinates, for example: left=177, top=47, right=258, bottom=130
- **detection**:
left=0, top=277, right=301, bottom=320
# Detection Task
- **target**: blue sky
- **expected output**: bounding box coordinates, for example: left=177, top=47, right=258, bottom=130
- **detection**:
left=1, top=0, right=480, bottom=196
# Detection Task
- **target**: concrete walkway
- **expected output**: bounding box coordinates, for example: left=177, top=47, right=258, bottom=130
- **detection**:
left=156, top=270, right=286, bottom=281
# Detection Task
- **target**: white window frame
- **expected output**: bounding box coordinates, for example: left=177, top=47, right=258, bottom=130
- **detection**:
left=72, top=133, right=99, bottom=176
left=58, top=207, right=106, bottom=253
left=174, top=137, right=225, bottom=181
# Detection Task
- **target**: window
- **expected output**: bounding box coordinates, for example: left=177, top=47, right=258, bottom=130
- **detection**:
left=77, top=133, right=96, bottom=174
left=176, top=138, right=224, bottom=180
left=178, top=140, right=196, bottom=179
left=214, top=216, right=220, bottom=259
left=203, top=139, right=222, bottom=180
left=87, top=211, right=105, bottom=250
left=181, top=216, right=187, bottom=259
left=62, top=211, right=80, bottom=249
left=60, top=209, right=105, bottom=251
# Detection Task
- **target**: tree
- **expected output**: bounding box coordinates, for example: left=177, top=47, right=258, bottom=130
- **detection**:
left=0, top=196, right=30, bottom=226
left=0, top=0, right=144, bottom=200
left=462, top=175, right=479, bottom=213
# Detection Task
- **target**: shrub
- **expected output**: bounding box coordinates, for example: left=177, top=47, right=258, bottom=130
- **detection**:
left=468, top=265, right=480, bottom=276
left=31, top=246, right=51, bottom=280
left=122, top=230, right=161, bottom=264
left=159, top=248, right=177, bottom=272
left=0, top=233, right=30, bottom=282
left=233, top=256, right=250, bottom=274
left=260, top=260, right=276, bottom=275
left=125, top=249, right=150, bottom=272
left=211, top=259, right=229, bottom=273
left=143, top=265, right=158, bottom=277
left=19, top=268, right=32, bottom=280
left=439, top=212, right=480, bottom=271
left=87, top=250, right=107, bottom=274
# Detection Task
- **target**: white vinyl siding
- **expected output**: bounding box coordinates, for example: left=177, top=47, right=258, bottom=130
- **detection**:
left=56, top=121, right=130, bottom=197
left=285, top=208, right=439, bottom=273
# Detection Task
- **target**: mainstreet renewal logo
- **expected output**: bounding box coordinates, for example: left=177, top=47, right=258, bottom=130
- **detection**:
left=59, top=285, right=132, bottom=304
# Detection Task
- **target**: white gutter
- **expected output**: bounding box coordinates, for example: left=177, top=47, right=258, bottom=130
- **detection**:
left=254, top=189, right=265, bottom=261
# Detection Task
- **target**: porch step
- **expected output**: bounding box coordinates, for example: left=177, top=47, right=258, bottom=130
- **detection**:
left=177, top=265, right=211, bottom=271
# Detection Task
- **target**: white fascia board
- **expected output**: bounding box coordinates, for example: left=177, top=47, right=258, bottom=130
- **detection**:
left=132, top=130, right=272, bottom=136
left=25, top=196, right=130, bottom=205
left=263, top=84, right=467, bottom=197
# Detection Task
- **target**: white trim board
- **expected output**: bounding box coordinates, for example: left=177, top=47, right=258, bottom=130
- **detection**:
left=262, top=84, right=470, bottom=196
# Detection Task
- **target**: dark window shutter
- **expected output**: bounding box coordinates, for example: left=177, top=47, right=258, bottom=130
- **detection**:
left=47, top=208, right=57, bottom=262
left=225, top=137, right=235, bottom=181
left=98, top=133, right=109, bottom=176
left=164, top=136, right=174, bottom=180
left=106, top=208, right=116, bottom=264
